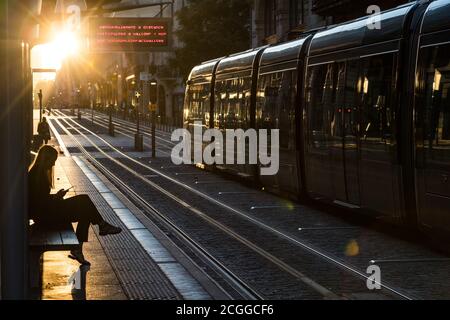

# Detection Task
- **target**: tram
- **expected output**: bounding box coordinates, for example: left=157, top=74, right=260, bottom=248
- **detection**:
left=184, top=0, right=450, bottom=234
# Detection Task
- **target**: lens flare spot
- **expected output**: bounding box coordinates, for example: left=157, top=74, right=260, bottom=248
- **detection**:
left=345, top=240, right=360, bottom=257
left=285, top=201, right=295, bottom=211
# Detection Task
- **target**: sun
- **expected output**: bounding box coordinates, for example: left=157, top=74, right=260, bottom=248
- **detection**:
left=52, top=31, right=80, bottom=60
left=31, top=31, right=80, bottom=72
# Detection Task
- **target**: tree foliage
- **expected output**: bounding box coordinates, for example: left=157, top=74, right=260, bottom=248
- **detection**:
left=171, top=0, right=252, bottom=80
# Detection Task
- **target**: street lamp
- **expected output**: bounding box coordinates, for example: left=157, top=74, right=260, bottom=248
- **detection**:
left=77, top=88, right=82, bottom=120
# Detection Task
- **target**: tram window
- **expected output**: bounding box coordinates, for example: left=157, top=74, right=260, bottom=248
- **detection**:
left=333, top=62, right=346, bottom=139
left=306, top=63, right=335, bottom=151
left=256, top=70, right=297, bottom=150
left=359, top=54, right=395, bottom=145
left=418, top=44, right=450, bottom=167
left=215, top=80, right=230, bottom=130
left=343, top=60, right=360, bottom=138
left=215, top=77, right=252, bottom=130
left=186, top=83, right=211, bottom=127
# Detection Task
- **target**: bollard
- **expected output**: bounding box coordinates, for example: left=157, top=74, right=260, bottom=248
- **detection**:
left=152, top=111, right=156, bottom=158
left=109, top=122, right=115, bottom=137
left=135, top=133, right=144, bottom=152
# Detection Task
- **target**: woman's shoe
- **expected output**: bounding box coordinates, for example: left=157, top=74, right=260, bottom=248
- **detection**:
left=69, top=251, right=91, bottom=266
left=99, top=221, right=122, bottom=236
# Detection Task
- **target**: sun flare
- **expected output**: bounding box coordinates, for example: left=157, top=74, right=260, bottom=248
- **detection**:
left=32, top=31, right=80, bottom=72
left=52, top=31, right=80, bottom=60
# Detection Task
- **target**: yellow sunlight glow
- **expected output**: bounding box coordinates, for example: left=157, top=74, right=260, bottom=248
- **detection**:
left=32, top=31, right=80, bottom=72
left=52, top=31, right=80, bottom=61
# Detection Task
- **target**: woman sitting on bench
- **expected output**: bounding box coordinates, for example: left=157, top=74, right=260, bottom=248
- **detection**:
left=29, top=145, right=122, bottom=265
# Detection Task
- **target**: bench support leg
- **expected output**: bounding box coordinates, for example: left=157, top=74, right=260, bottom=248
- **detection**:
left=29, top=250, right=42, bottom=294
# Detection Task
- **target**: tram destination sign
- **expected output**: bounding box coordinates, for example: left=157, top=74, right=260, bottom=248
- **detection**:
left=89, top=18, right=171, bottom=52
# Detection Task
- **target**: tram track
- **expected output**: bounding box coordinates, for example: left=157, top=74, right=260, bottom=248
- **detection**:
left=65, top=109, right=177, bottom=151
left=54, top=112, right=338, bottom=299
left=51, top=110, right=416, bottom=300
left=52, top=112, right=262, bottom=300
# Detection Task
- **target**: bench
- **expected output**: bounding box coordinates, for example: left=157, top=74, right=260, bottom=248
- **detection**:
left=29, top=223, right=79, bottom=296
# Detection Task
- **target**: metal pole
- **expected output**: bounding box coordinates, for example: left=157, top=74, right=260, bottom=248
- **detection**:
left=0, top=0, right=29, bottom=299
left=134, top=91, right=143, bottom=151
left=77, top=90, right=81, bottom=120
left=137, top=95, right=140, bottom=134
left=109, top=105, right=115, bottom=136
left=38, top=89, right=43, bottom=122
left=152, top=110, right=156, bottom=158
left=152, top=82, right=158, bottom=158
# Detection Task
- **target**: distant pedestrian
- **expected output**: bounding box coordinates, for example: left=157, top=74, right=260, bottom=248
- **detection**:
left=37, top=117, right=51, bottom=144
left=28, top=145, right=123, bottom=265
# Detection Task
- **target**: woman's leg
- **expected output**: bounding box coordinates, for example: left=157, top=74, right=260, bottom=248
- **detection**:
left=57, top=194, right=104, bottom=242
left=57, top=194, right=122, bottom=243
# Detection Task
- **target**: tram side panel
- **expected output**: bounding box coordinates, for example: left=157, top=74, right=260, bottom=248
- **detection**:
left=256, top=62, right=300, bottom=197
left=184, top=59, right=221, bottom=165
left=214, top=71, right=254, bottom=177
left=212, top=48, right=267, bottom=180
left=415, top=0, right=450, bottom=234
left=302, top=3, right=418, bottom=220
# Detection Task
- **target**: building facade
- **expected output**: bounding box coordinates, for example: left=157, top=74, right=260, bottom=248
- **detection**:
left=251, top=0, right=409, bottom=47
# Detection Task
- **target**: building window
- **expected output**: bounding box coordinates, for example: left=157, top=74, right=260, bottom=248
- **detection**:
left=289, top=0, right=303, bottom=29
left=264, top=0, right=277, bottom=37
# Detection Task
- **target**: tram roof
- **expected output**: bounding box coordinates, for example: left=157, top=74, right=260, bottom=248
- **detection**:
left=421, top=0, right=450, bottom=34
left=215, top=46, right=267, bottom=76
left=260, top=36, right=311, bottom=67
left=188, top=58, right=222, bottom=83
left=309, top=2, right=415, bottom=56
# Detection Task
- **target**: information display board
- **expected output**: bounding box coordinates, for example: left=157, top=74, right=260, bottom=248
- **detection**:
left=89, top=17, right=171, bottom=52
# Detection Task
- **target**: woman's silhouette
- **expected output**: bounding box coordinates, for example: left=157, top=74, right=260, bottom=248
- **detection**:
left=29, top=145, right=122, bottom=265
left=37, top=117, right=51, bottom=145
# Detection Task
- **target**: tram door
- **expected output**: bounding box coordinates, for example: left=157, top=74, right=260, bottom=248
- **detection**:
left=331, top=61, right=361, bottom=206
left=343, top=60, right=361, bottom=205
left=334, top=56, right=397, bottom=211
left=306, top=61, right=360, bottom=205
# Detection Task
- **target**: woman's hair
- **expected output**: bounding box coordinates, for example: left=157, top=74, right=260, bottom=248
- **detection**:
left=29, top=145, right=58, bottom=188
